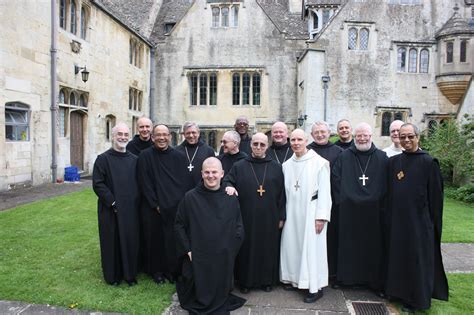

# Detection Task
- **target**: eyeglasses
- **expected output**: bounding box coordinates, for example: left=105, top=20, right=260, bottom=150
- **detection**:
left=252, top=142, right=267, bottom=148
left=399, top=135, right=417, bottom=140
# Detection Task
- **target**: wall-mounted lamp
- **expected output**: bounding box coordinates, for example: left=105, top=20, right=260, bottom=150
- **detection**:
left=74, top=65, right=89, bottom=83
left=297, top=114, right=308, bottom=127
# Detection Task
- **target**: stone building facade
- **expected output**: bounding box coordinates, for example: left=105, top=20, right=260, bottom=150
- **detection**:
left=0, top=0, right=151, bottom=190
left=1, top=0, right=472, bottom=190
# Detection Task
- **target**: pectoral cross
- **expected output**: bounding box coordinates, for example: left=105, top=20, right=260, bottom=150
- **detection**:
left=257, top=185, right=266, bottom=197
left=359, top=174, right=369, bottom=186
left=187, top=163, right=194, bottom=172
left=294, top=181, right=300, bottom=191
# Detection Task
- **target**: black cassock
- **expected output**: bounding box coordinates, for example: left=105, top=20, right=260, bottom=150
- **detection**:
left=334, top=139, right=353, bottom=150
left=126, top=134, right=153, bottom=156
left=266, top=141, right=293, bottom=164
left=385, top=150, right=448, bottom=310
left=176, top=139, right=216, bottom=186
left=308, top=141, right=343, bottom=277
left=137, top=146, right=193, bottom=278
left=218, top=151, right=247, bottom=175
left=331, top=144, right=388, bottom=290
left=224, top=156, right=286, bottom=288
left=92, top=149, right=139, bottom=284
left=175, top=183, right=246, bottom=315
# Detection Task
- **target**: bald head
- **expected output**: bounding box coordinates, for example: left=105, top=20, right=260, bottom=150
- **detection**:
left=389, top=120, right=404, bottom=147
left=290, top=129, right=308, bottom=157
left=136, top=117, right=152, bottom=141
left=271, top=121, right=289, bottom=145
left=251, top=132, right=269, bottom=158
left=202, top=157, right=224, bottom=190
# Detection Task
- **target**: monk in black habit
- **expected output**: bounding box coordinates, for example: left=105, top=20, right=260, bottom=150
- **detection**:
left=137, top=124, right=193, bottom=284
left=176, top=122, right=216, bottom=186
left=385, top=123, right=448, bottom=312
left=175, top=157, right=246, bottom=314
left=126, top=117, right=153, bottom=155
left=224, top=133, right=285, bottom=293
left=92, top=123, right=139, bottom=286
left=218, top=130, right=247, bottom=175
left=331, top=123, right=388, bottom=292
left=334, top=119, right=354, bottom=150
left=266, top=121, right=293, bottom=164
left=307, top=121, right=342, bottom=284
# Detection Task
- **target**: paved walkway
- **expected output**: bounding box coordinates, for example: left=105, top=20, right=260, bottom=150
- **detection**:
left=0, top=181, right=473, bottom=314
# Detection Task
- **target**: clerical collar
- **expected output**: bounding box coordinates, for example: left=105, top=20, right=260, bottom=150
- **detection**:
left=309, top=142, right=333, bottom=149
left=247, top=155, right=271, bottom=163
left=351, top=143, right=376, bottom=155
left=271, top=141, right=290, bottom=149
left=183, top=139, right=201, bottom=148
left=110, top=148, right=128, bottom=156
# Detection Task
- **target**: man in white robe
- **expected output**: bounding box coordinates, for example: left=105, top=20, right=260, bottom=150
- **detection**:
left=280, top=129, right=332, bottom=303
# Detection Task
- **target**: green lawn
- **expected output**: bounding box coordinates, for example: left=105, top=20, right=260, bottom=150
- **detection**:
left=0, top=189, right=174, bottom=315
left=442, top=198, right=474, bottom=243
left=0, top=189, right=472, bottom=314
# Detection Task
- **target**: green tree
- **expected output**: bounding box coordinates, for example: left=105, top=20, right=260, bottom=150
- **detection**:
left=422, top=115, right=474, bottom=186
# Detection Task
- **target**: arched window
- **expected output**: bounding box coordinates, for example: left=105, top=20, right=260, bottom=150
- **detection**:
left=312, top=11, right=318, bottom=30
left=59, top=89, right=67, bottom=104
left=232, top=73, right=240, bottom=105
left=212, top=7, right=220, bottom=27
left=252, top=73, right=261, bottom=106
left=70, top=0, right=77, bottom=34
left=59, top=0, right=66, bottom=29
left=199, top=74, right=207, bottom=105
left=105, top=115, right=116, bottom=141
left=460, top=40, right=467, bottom=62
left=382, top=112, right=392, bottom=136
left=70, top=92, right=77, bottom=105
left=80, top=7, right=87, bottom=39
left=419, top=49, right=429, bottom=73
left=221, top=7, right=229, bottom=27
left=408, top=48, right=417, bottom=73
left=242, top=73, right=250, bottom=105
left=348, top=27, right=358, bottom=50
left=232, top=6, right=239, bottom=27
left=209, top=73, right=217, bottom=105
left=359, top=28, right=369, bottom=50
left=79, top=94, right=87, bottom=108
left=5, top=102, right=30, bottom=141
left=397, top=48, right=406, bottom=72
left=446, top=42, right=453, bottom=63
left=190, top=74, right=198, bottom=106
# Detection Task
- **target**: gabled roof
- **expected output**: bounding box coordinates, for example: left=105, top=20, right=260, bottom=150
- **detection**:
left=257, top=0, right=308, bottom=40
left=435, top=11, right=474, bottom=38
left=92, top=0, right=158, bottom=44
left=149, top=0, right=194, bottom=43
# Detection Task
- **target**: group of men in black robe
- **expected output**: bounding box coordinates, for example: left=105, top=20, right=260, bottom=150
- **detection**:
left=92, top=116, right=448, bottom=314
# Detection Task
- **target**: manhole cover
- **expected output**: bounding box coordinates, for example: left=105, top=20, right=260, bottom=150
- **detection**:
left=352, top=302, right=388, bottom=315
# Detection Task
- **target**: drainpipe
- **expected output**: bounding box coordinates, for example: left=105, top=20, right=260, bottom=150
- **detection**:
left=50, top=0, right=58, bottom=183
left=149, top=46, right=156, bottom=121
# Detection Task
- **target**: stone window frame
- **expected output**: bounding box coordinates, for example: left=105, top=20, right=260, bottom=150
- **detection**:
left=376, top=107, right=410, bottom=136
left=346, top=22, right=372, bottom=51
left=5, top=102, right=30, bottom=142
left=395, top=44, right=431, bottom=74
left=58, top=87, right=89, bottom=137
left=460, top=39, right=468, bottom=63
left=189, top=72, right=218, bottom=106
left=129, top=38, right=144, bottom=68
left=128, top=87, right=143, bottom=112
left=59, top=0, right=89, bottom=40
left=210, top=3, right=240, bottom=28
left=307, top=6, right=338, bottom=39
left=232, top=71, right=262, bottom=106
left=105, top=114, right=116, bottom=141
left=446, top=41, right=454, bottom=63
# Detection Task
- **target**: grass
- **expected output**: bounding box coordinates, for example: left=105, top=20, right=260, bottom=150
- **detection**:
left=0, top=189, right=472, bottom=314
left=0, top=189, right=175, bottom=315
left=442, top=198, right=474, bottom=243
left=396, top=274, right=474, bottom=315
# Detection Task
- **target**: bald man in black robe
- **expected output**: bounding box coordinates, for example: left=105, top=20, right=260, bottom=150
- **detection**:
left=332, top=123, right=388, bottom=292
left=176, top=122, right=215, bottom=186
left=266, top=121, right=293, bottom=164
left=138, top=124, right=193, bottom=284
left=126, top=117, right=153, bottom=156
left=385, top=123, right=448, bottom=312
left=224, top=133, right=285, bottom=293
left=93, top=123, right=139, bottom=286
left=175, top=157, right=246, bottom=314
left=218, top=130, right=247, bottom=175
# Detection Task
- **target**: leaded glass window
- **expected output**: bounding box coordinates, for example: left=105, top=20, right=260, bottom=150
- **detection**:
left=408, top=48, right=417, bottom=73
left=359, top=28, right=369, bottom=50
left=348, top=28, right=357, bottom=50
left=420, top=49, right=429, bottom=73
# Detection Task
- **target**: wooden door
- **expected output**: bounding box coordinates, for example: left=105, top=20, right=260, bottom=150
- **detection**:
left=70, top=111, right=84, bottom=170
